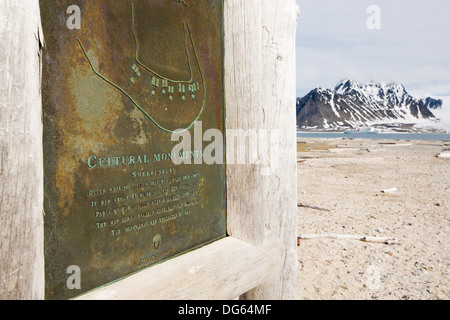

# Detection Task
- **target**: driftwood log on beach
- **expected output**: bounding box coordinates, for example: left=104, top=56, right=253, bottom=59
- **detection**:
left=298, top=233, right=400, bottom=245
left=436, top=152, right=450, bottom=158
left=297, top=203, right=331, bottom=212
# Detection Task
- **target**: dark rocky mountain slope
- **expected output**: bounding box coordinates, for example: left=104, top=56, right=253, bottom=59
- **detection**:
left=296, top=79, right=443, bottom=131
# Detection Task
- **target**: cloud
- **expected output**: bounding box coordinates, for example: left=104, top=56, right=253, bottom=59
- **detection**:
left=296, top=0, right=450, bottom=98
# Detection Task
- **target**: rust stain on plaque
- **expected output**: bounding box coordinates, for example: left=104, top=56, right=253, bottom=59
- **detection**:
left=41, top=0, right=226, bottom=300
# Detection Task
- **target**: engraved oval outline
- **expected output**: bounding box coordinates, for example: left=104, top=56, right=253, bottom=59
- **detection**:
left=131, top=3, right=193, bottom=84
left=77, top=21, right=206, bottom=134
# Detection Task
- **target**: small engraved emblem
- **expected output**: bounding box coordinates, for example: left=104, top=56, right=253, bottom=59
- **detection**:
left=153, top=234, right=161, bottom=252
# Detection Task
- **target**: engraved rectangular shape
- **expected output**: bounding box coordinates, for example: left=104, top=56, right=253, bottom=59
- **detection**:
left=40, top=0, right=226, bottom=300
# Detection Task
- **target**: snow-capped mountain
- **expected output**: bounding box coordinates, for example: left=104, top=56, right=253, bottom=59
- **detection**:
left=296, top=79, right=445, bottom=131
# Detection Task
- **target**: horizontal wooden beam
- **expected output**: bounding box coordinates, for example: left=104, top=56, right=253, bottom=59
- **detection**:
left=76, top=235, right=283, bottom=300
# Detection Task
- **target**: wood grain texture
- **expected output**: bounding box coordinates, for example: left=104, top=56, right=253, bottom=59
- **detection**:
left=224, top=0, right=266, bottom=247
left=225, top=0, right=300, bottom=299
left=76, top=235, right=283, bottom=300
left=246, top=0, right=300, bottom=300
left=0, top=0, right=45, bottom=300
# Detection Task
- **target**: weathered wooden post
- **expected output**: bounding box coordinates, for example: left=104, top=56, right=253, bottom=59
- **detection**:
left=251, top=0, right=300, bottom=299
left=225, top=0, right=300, bottom=300
left=0, top=0, right=299, bottom=300
left=0, top=0, right=45, bottom=300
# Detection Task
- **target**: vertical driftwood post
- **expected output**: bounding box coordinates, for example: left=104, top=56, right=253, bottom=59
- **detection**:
left=225, top=0, right=300, bottom=299
left=224, top=0, right=266, bottom=247
left=247, top=0, right=300, bottom=300
left=0, top=1, right=44, bottom=300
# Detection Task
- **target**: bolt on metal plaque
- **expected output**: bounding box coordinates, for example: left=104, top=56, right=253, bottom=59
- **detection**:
left=40, top=0, right=226, bottom=300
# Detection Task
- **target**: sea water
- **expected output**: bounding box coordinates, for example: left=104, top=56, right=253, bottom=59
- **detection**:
left=297, top=132, right=450, bottom=141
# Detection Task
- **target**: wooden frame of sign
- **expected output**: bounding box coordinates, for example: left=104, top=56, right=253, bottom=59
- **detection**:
left=0, top=0, right=299, bottom=300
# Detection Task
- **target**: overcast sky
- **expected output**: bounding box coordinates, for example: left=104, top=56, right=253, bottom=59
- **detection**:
left=295, top=0, right=450, bottom=100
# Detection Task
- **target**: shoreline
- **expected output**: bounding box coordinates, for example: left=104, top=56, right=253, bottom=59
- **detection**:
left=296, top=131, right=450, bottom=142
left=297, top=130, right=450, bottom=135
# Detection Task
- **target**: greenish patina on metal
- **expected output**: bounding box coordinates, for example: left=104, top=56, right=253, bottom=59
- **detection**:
left=41, top=0, right=226, bottom=300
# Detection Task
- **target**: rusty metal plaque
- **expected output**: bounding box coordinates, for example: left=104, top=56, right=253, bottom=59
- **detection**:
left=40, top=0, right=226, bottom=300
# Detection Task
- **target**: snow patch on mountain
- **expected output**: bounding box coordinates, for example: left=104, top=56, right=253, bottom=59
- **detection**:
left=296, top=79, right=447, bottom=132
left=415, top=96, right=450, bottom=133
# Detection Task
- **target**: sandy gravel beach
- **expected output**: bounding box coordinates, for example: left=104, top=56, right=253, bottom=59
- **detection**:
left=296, top=137, right=450, bottom=300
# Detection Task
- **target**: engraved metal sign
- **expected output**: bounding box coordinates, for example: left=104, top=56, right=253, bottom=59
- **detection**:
left=40, top=0, right=226, bottom=300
